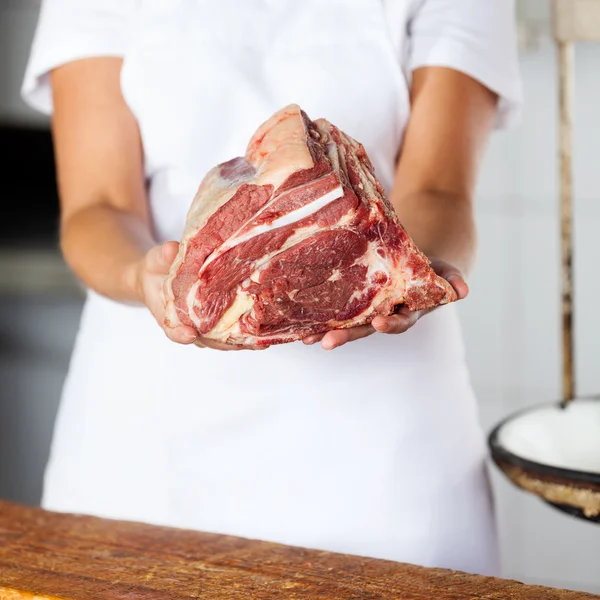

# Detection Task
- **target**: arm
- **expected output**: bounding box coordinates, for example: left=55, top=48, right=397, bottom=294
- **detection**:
left=50, top=57, right=235, bottom=349
left=390, top=66, right=497, bottom=277
left=51, top=57, right=151, bottom=304
left=311, top=66, right=498, bottom=350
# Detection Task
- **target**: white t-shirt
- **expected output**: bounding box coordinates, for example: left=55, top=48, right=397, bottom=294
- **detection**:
left=22, top=0, right=522, bottom=578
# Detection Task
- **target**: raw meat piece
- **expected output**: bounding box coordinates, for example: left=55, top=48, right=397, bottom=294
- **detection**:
left=164, top=104, right=456, bottom=347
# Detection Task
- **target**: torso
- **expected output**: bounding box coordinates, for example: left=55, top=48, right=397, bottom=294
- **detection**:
left=121, top=0, right=412, bottom=243
left=43, top=0, right=500, bottom=576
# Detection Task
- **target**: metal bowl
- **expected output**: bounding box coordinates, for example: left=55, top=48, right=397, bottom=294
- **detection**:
left=488, top=396, right=600, bottom=524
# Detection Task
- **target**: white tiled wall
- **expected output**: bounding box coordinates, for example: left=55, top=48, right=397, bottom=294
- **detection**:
left=461, top=37, right=600, bottom=594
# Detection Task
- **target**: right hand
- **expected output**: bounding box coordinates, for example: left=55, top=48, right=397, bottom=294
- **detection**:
left=134, top=241, right=260, bottom=350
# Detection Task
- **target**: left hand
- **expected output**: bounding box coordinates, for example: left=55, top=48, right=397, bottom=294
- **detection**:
left=302, top=258, right=469, bottom=350
left=137, top=242, right=265, bottom=351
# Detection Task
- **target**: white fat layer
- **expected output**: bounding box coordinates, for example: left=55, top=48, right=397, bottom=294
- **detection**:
left=247, top=105, right=315, bottom=191
left=232, top=185, right=343, bottom=246
left=362, top=242, right=391, bottom=279
left=186, top=107, right=313, bottom=242
left=186, top=280, right=203, bottom=330
left=210, top=292, right=254, bottom=336
left=343, top=242, right=408, bottom=312
left=200, top=183, right=344, bottom=273
left=186, top=283, right=254, bottom=335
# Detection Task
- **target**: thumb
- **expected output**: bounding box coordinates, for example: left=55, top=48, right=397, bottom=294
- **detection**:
left=161, top=241, right=180, bottom=266
left=146, top=241, right=179, bottom=273
left=430, top=259, right=469, bottom=300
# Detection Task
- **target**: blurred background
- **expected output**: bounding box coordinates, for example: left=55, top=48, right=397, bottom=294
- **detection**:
left=0, top=0, right=599, bottom=594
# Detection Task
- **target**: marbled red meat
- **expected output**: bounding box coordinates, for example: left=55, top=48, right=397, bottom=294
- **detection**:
left=164, top=104, right=456, bottom=347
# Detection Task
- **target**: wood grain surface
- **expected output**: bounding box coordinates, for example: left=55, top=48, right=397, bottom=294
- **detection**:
left=0, top=500, right=597, bottom=599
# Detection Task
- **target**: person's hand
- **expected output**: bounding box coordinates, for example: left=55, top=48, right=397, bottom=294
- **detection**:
left=134, top=241, right=260, bottom=350
left=302, top=258, right=469, bottom=351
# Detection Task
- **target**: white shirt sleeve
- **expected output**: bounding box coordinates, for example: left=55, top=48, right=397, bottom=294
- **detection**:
left=21, top=0, right=135, bottom=115
left=407, top=0, right=523, bottom=129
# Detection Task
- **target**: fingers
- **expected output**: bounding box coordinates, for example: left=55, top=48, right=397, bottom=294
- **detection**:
left=302, top=333, right=325, bottom=345
left=194, top=337, right=269, bottom=351
left=446, top=273, right=469, bottom=300
left=371, top=311, right=419, bottom=335
left=304, top=307, right=423, bottom=351
left=429, top=259, right=469, bottom=300
left=146, top=241, right=179, bottom=274
left=196, top=338, right=239, bottom=350
left=162, top=324, right=267, bottom=350
left=162, top=327, right=251, bottom=350
left=164, top=324, right=199, bottom=345
left=160, top=319, right=269, bottom=350
left=161, top=241, right=180, bottom=265
left=320, top=324, right=375, bottom=350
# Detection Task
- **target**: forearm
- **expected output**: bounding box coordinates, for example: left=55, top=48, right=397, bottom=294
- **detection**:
left=392, top=191, right=476, bottom=278
left=60, top=204, right=155, bottom=304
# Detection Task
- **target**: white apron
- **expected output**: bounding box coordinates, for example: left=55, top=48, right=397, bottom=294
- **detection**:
left=38, top=0, right=506, bottom=577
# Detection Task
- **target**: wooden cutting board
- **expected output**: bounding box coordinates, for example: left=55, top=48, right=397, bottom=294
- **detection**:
left=0, top=500, right=596, bottom=599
